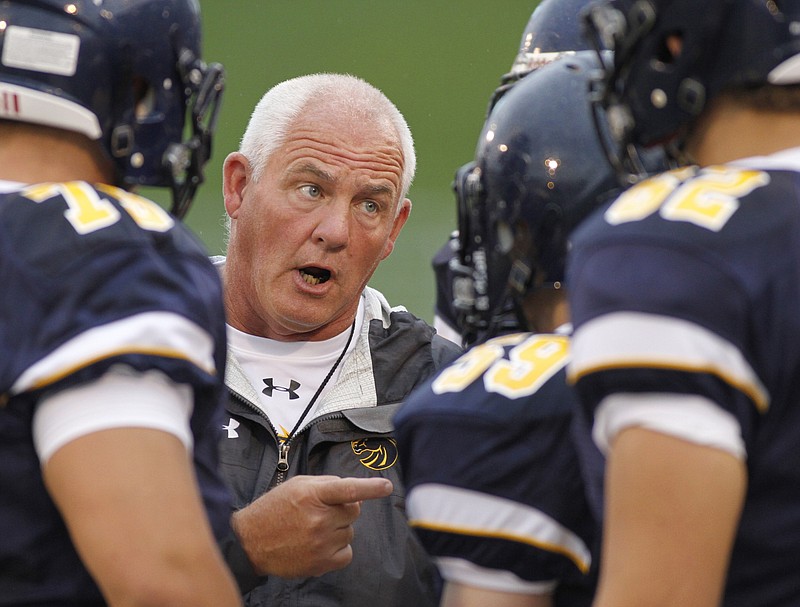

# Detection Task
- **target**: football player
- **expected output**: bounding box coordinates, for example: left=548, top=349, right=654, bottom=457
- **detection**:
left=568, top=1, right=800, bottom=606
left=0, top=1, right=240, bottom=605
left=395, top=53, right=624, bottom=607
left=432, top=0, right=598, bottom=347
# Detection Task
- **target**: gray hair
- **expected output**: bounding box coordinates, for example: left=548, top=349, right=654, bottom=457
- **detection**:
left=238, top=73, right=416, bottom=201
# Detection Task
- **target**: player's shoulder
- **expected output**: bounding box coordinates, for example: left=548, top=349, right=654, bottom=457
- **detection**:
left=2, top=181, right=175, bottom=234
left=1, top=181, right=206, bottom=273
left=397, top=331, right=574, bottom=426
left=573, top=163, right=799, bottom=250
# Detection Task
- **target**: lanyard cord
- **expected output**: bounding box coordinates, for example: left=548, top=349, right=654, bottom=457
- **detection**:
left=283, top=319, right=357, bottom=442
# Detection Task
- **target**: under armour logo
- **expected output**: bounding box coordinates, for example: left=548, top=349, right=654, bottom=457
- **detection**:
left=223, top=418, right=240, bottom=439
left=262, top=378, right=301, bottom=399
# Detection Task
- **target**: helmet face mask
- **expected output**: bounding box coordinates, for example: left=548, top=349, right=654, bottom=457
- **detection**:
left=584, top=0, right=800, bottom=179
left=455, top=53, right=624, bottom=340
left=163, top=53, right=225, bottom=219
left=0, top=0, right=224, bottom=218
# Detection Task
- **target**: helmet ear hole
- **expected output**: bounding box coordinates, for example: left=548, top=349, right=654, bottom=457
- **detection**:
left=133, top=77, right=157, bottom=120
left=654, top=31, right=682, bottom=66
left=506, top=218, right=534, bottom=295
left=111, top=125, right=133, bottom=158
left=496, top=220, right=514, bottom=254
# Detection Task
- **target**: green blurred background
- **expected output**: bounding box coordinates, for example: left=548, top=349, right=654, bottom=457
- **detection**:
left=171, top=1, right=538, bottom=322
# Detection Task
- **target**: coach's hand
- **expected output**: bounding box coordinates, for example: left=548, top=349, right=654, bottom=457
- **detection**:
left=231, top=475, right=393, bottom=578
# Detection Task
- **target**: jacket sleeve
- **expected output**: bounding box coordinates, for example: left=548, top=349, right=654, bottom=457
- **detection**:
left=219, top=527, right=263, bottom=595
left=430, top=333, right=463, bottom=369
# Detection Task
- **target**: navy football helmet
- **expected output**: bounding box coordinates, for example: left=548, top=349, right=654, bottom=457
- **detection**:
left=453, top=52, right=624, bottom=340
left=0, top=0, right=224, bottom=218
left=583, top=0, right=800, bottom=180
left=507, top=0, right=594, bottom=80
left=437, top=0, right=601, bottom=346
left=488, top=0, right=596, bottom=114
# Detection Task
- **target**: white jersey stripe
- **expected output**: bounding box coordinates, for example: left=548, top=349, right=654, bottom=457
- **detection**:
left=12, top=311, right=216, bottom=394
left=568, top=311, right=769, bottom=411
left=407, top=483, right=591, bottom=573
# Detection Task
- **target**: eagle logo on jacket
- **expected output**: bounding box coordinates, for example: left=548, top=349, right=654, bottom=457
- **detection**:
left=351, top=438, right=398, bottom=471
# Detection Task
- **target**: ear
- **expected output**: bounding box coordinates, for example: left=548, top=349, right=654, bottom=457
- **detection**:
left=222, top=152, right=250, bottom=219
left=381, top=198, right=412, bottom=260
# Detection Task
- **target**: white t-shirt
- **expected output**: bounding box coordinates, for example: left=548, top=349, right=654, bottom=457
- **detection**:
left=227, top=299, right=364, bottom=438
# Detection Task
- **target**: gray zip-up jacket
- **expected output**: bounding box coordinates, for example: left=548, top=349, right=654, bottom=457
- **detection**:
left=218, top=286, right=462, bottom=607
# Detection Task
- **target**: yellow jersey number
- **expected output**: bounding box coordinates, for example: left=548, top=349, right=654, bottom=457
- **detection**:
left=22, top=181, right=174, bottom=234
left=604, top=166, right=770, bottom=232
left=432, top=333, right=570, bottom=400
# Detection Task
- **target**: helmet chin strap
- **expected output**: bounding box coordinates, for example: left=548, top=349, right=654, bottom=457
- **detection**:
left=480, top=257, right=534, bottom=339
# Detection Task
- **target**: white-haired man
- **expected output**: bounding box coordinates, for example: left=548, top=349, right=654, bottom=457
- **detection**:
left=215, top=73, right=461, bottom=606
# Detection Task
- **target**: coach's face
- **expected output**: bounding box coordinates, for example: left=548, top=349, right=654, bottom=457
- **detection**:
left=222, top=104, right=411, bottom=342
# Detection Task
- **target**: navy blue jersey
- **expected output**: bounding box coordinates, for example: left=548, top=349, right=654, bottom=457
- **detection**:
left=394, top=331, right=602, bottom=606
left=0, top=182, right=230, bottom=605
left=568, top=160, right=800, bottom=607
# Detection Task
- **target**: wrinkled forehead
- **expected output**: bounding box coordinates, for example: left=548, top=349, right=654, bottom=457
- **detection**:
left=290, top=101, right=403, bottom=153
left=281, top=106, right=405, bottom=191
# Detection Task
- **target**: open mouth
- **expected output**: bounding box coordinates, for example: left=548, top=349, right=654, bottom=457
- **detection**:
left=300, top=267, right=331, bottom=285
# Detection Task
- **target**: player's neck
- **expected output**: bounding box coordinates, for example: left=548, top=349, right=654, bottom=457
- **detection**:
left=522, top=289, right=569, bottom=334
left=0, top=123, right=113, bottom=185
left=686, top=100, right=800, bottom=166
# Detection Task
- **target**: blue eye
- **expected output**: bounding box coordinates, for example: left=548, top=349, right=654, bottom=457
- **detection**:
left=301, top=185, right=321, bottom=197
left=363, top=200, right=379, bottom=213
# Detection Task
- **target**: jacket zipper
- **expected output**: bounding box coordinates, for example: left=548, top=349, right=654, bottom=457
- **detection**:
left=229, top=391, right=350, bottom=486
left=275, top=442, right=290, bottom=485
left=229, top=391, right=286, bottom=485
left=273, top=412, right=346, bottom=485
